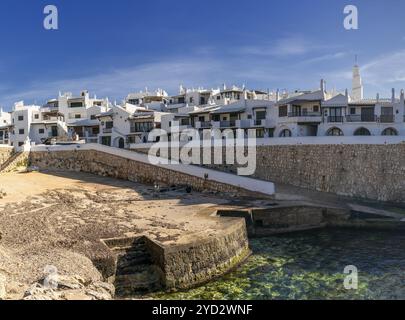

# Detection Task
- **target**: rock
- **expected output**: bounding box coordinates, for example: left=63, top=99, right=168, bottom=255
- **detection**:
left=84, top=289, right=111, bottom=300
left=90, top=281, right=115, bottom=296
left=57, top=275, right=86, bottom=290
left=61, top=290, right=93, bottom=301
left=23, top=278, right=114, bottom=301
left=0, top=274, right=6, bottom=300
left=23, top=283, right=58, bottom=300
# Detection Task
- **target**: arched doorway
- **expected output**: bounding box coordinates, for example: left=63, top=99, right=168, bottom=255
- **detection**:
left=118, top=138, right=125, bottom=149
left=382, top=128, right=398, bottom=136
left=326, top=127, right=344, bottom=136
left=354, top=127, right=371, bottom=136
left=279, top=129, right=292, bottom=137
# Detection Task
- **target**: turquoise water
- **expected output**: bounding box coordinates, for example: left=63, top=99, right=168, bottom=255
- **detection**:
left=150, top=228, right=405, bottom=300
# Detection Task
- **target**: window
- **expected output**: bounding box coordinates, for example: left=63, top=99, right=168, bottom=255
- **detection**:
left=189, top=97, right=194, bottom=104
left=19, top=129, right=24, bottom=135
left=326, top=127, right=344, bottom=136
left=382, top=128, right=398, bottom=136
left=256, top=111, right=266, bottom=120
left=90, top=115, right=97, bottom=120
left=256, top=129, right=265, bottom=138
left=34, top=114, right=39, bottom=119
left=106, top=121, right=114, bottom=129
left=198, top=116, right=205, bottom=122
left=39, top=128, right=45, bottom=134
left=216, top=96, right=221, bottom=100
left=18, top=116, right=24, bottom=121
left=18, top=142, right=24, bottom=147
left=75, top=114, right=81, bottom=119
left=279, top=129, right=292, bottom=137
left=279, top=105, right=288, bottom=117
left=350, top=108, right=356, bottom=115
left=313, top=106, right=319, bottom=113
left=69, top=102, right=84, bottom=108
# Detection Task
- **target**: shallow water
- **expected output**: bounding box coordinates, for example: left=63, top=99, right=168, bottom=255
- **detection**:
left=149, top=228, right=405, bottom=300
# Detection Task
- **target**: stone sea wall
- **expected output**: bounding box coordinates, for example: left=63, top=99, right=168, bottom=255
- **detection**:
left=134, top=143, right=405, bottom=202
left=153, top=219, right=250, bottom=290
left=204, top=144, right=405, bottom=202
left=28, top=149, right=257, bottom=196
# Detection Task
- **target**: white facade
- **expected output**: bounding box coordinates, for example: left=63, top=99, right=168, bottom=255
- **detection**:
left=0, top=108, right=11, bottom=145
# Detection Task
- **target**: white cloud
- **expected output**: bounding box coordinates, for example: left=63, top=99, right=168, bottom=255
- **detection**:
left=362, top=50, right=405, bottom=86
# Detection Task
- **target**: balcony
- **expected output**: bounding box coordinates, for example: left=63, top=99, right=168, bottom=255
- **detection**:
left=195, top=121, right=211, bottom=129
left=288, top=111, right=322, bottom=117
left=379, top=115, right=394, bottom=123
left=346, top=115, right=377, bottom=122
left=327, top=116, right=344, bottom=123
left=238, top=120, right=253, bottom=128
left=219, top=120, right=237, bottom=128
left=286, top=111, right=322, bottom=123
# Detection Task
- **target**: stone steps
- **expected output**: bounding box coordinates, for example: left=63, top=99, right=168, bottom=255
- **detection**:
left=0, top=151, right=28, bottom=173
left=109, top=238, right=164, bottom=297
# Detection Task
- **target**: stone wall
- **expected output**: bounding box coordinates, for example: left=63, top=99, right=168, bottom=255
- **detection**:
left=28, top=150, right=258, bottom=196
left=0, top=148, right=13, bottom=167
left=148, top=219, right=250, bottom=290
left=204, top=144, right=405, bottom=202
left=134, top=143, right=405, bottom=202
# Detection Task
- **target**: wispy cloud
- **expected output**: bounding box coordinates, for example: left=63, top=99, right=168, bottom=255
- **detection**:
left=235, top=36, right=340, bottom=58
left=362, top=50, right=405, bottom=85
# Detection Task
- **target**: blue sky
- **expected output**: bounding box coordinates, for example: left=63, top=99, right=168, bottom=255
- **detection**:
left=1, top=0, right=405, bottom=110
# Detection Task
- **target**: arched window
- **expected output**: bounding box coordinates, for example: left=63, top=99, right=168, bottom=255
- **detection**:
left=382, top=128, right=398, bottom=136
left=279, top=129, right=292, bottom=137
left=326, top=127, right=344, bottom=136
left=354, top=127, right=371, bottom=136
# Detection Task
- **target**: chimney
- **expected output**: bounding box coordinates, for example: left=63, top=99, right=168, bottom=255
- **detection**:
left=376, top=93, right=380, bottom=103
left=320, top=79, right=326, bottom=100
left=400, top=89, right=405, bottom=104
left=392, top=88, right=396, bottom=103
left=320, top=79, right=325, bottom=92
left=276, top=89, right=280, bottom=102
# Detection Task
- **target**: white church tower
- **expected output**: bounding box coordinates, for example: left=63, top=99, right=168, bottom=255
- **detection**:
left=352, top=56, right=364, bottom=101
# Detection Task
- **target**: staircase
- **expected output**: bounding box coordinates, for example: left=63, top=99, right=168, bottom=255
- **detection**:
left=0, top=151, right=29, bottom=173
left=109, top=237, right=163, bottom=297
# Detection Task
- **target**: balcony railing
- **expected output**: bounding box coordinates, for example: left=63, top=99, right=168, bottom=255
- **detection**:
left=346, top=115, right=377, bottom=122
left=197, top=121, right=211, bottom=128
left=379, top=115, right=394, bottom=123
left=103, top=128, right=113, bottom=134
left=219, top=120, right=237, bottom=128
left=288, top=112, right=322, bottom=117
left=327, top=116, right=344, bottom=123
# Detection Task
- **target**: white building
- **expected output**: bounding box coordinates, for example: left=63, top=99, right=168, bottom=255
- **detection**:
left=57, top=91, right=109, bottom=142
left=0, top=108, right=12, bottom=145
left=166, top=86, right=217, bottom=113
left=274, top=80, right=332, bottom=137
left=126, top=89, right=168, bottom=111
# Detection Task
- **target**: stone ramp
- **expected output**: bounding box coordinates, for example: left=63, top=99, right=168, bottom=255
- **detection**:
left=29, top=143, right=276, bottom=197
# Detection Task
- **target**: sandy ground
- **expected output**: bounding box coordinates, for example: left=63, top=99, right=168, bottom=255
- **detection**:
left=0, top=171, right=243, bottom=298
